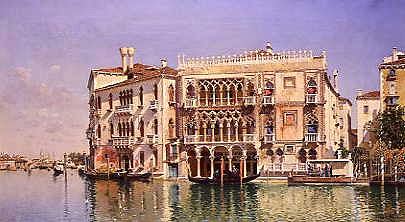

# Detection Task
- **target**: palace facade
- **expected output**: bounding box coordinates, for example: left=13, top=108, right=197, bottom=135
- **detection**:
left=87, top=43, right=352, bottom=178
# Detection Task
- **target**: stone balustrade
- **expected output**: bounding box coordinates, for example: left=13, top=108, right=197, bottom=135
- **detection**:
left=178, top=50, right=315, bottom=68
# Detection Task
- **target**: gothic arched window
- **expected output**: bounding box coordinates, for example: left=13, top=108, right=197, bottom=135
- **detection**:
left=139, top=86, right=144, bottom=106
left=109, top=93, right=113, bottom=109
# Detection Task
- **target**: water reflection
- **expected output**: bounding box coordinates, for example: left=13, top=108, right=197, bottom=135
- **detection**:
left=1, top=171, right=405, bottom=221
left=81, top=177, right=405, bottom=221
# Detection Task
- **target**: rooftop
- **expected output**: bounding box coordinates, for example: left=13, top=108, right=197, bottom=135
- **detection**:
left=356, top=91, right=380, bottom=100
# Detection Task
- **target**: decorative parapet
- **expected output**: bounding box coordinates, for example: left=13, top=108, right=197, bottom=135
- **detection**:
left=178, top=50, right=318, bottom=68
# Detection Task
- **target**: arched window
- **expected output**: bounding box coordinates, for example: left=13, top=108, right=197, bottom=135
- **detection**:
left=119, top=92, right=123, bottom=105
left=298, top=148, right=307, bottom=163
left=168, top=118, right=175, bottom=138
left=139, top=119, right=144, bottom=137
left=186, top=85, right=195, bottom=98
left=126, top=122, right=130, bottom=137
left=97, top=124, right=101, bottom=138
left=307, top=78, right=317, bottom=94
left=199, top=86, right=206, bottom=106
left=307, top=121, right=318, bottom=133
left=110, top=123, right=114, bottom=136
left=129, top=89, right=133, bottom=104
left=118, top=122, right=122, bottom=136
left=264, top=81, right=274, bottom=96
left=265, top=120, right=274, bottom=134
left=130, top=120, right=134, bottom=136
left=97, top=96, right=102, bottom=109
left=246, top=82, right=255, bottom=96
left=153, top=119, right=158, bottom=135
left=168, top=84, right=175, bottom=102
left=153, top=84, right=158, bottom=100
left=109, top=93, right=113, bottom=109
left=139, top=87, right=143, bottom=106
left=308, top=148, right=317, bottom=160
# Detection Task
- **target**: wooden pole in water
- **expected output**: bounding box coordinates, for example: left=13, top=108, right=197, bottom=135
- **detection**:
left=63, top=153, right=67, bottom=175
left=381, top=156, right=384, bottom=186
left=107, top=154, right=110, bottom=180
left=220, top=156, right=224, bottom=186
left=240, top=158, right=243, bottom=184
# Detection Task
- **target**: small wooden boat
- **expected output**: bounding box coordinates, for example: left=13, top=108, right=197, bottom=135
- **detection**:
left=188, top=170, right=260, bottom=185
left=288, top=175, right=353, bottom=185
left=53, top=164, right=64, bottom=175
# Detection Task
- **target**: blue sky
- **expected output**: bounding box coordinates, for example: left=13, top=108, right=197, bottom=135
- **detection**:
left=0, top=0, right=404, bottom=157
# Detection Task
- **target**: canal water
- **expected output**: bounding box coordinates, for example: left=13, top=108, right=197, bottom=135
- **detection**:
left=0, top=170, right=404, bottom=222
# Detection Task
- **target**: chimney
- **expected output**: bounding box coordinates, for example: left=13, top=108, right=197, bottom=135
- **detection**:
left=127, top=47, right=135, bottom=70
left=265, top=42, right=273, bottom=54
left=392, top=47, right=398, bottom=61
left=119, top=47, right=128, bottom=73
left=160, top=58, right=168, bottom=68
left=333, top=69, right=339, bottom=93
left=356, top=89, right=363, bottom=98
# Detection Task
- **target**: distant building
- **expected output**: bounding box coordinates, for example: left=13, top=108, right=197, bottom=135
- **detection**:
left=0, top=153, right=28, bottom=170
left=379, top=47, right=405, bottom=110
left=355, top=90, right=380, bottom=149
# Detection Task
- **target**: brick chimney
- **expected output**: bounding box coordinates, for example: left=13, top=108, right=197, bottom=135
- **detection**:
left=127, top=47, right=135, bottom=70
left=120, top=47, right=128, bottom=73
left=265, top=42, right=273, bottom=54
left=392, top=47, right=398, bottom=61
left=161, top=58, right=168, bottom=68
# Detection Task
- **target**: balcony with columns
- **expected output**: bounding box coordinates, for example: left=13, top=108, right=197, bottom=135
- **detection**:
left=112, top=136, right=135, bottom=146
left=305, top=133, right=319, bottom=142
left=146, top=134, right=159, bottom=144
left=115, top=104, right=134, bottom=114
left=183, top=133, right=257, bottom=144
left=263, top=95, right=275, bottom=105
left=149, top=100, right=159, bottom=110
left=306, top=94, right=317, bottom=104
left=243, top=96, right=256, bottom=106
left=264, top=134, right=275, bottom=143
left=184, top=98, right=198, bottom=108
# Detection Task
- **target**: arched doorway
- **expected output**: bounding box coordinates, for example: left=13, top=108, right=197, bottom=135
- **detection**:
left=187, top=148, right=197, bottom=177
left=246, top=146, right=258, bottom=176
left=199, top=147, right=211, bottom=177
left=213, top=146, right=229, bottom=176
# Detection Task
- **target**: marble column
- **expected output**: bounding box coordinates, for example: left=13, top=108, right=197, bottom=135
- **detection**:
left=196, top=156, right=202, bottom=177
left=210, top=156, right=215, bottom=179
left=243, top=150, right=247, bottom=177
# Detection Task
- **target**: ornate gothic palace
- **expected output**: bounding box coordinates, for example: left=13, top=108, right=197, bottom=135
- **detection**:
left=86, top=43, right=352, bottom=178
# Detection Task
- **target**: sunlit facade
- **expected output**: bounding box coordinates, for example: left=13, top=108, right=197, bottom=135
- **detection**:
left=86, top=43, right=352, bottom=178
left=176, top=43, right=352, bottom=178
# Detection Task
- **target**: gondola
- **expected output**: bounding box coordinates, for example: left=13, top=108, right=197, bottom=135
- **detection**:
left=83, top=170, right=127, bottom=180
left=188, top=170, right=260, bottom=185
left=126, top=172, right=152, bottom=182
left=53, top=164, right=64, bottom=175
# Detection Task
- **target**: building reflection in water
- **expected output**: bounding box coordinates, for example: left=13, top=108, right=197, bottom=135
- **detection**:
left=82, top=177, right=405, bottom=221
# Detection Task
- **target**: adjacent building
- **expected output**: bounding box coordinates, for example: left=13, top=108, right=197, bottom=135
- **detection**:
left=87, top=47, right=178, bottom=176
left=379, top=47, right=405, bottom=110
left=355, top=90, right=380, bottom=149
left=86, top=43, right=353, bottom=178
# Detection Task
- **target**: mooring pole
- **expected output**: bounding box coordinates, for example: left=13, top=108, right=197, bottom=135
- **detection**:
left=381, top=156, right=384, bottom=185
left=395, top=166, right=398, bottom=183
left=106, top=154, right=110, bottom=180
left=220, top=156, right=224, bottom=186
left=63, top=153, right=67, bottom=175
